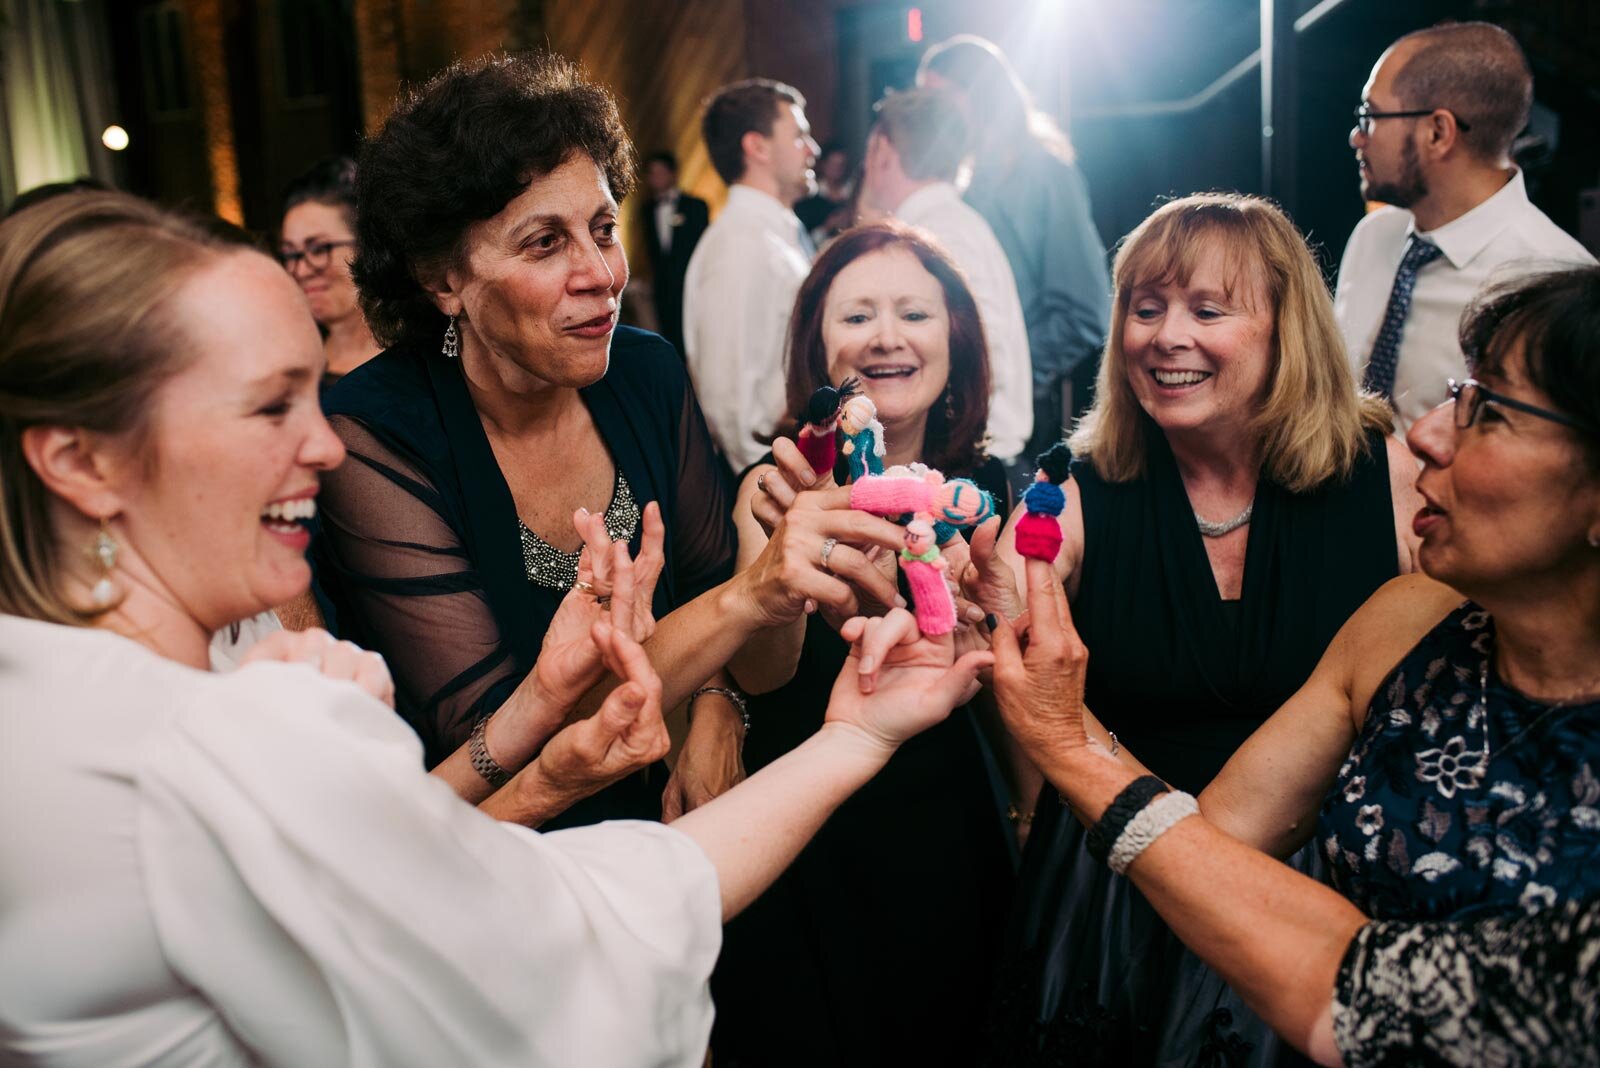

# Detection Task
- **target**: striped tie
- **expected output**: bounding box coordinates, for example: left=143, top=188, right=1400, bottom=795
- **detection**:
left=1361, top=235, right=1443, bottom=400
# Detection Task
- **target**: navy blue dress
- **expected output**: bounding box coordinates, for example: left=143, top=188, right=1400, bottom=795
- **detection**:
left=314, top=328, right=736, bottom=828
left=1320, top=601, right=1600, bottom=922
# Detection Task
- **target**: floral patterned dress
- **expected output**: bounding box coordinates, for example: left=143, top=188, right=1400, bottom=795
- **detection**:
left=1319, top=601, right=1600, bottom=922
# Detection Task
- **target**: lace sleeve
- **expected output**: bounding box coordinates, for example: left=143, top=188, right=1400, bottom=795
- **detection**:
left=317, top=414, right=522, bottom=765
left=1333, top=899, right=1600, bottom=1067
left=668, top=374, right=737, bottom=604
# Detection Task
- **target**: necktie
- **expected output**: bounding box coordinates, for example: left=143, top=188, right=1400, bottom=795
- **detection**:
left=1361, top=235, right=1443, bottom=399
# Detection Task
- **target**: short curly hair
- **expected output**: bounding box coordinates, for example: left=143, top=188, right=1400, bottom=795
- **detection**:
left=354, top=52, right=637, bottom=349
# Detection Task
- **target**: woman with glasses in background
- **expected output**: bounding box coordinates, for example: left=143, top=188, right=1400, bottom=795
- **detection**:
left=279, top=156, right=380, bottom=383
left=978, top=265, right=1600, bottom=1065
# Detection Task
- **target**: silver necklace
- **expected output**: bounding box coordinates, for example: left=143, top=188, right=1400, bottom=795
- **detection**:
left=1470, top=652, right=1600, bottom=781
left=1195, top=501, right=1253, bottom=538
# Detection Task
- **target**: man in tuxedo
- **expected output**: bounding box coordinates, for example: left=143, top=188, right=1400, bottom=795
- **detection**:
left=638, top=151, right=708, bottom=359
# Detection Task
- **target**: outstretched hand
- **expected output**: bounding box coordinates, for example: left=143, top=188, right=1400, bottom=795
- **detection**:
left=826, top=607, right=994, bottom=751
left=989, top=557, right=1090, bottom=759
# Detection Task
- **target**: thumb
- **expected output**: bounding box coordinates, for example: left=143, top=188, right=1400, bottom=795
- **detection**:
left=597, top=682, right=646, bottom=736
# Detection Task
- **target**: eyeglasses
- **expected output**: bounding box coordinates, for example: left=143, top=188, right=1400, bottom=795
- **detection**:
left=279, top=239, right=355, bottom=272
left=1447, top=378, right=1591, bottom=433
left=1353, top=104, right=1472, bottom=136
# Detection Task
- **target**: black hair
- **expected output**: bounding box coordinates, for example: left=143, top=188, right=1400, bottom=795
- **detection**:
left=1461, top=265, right=1600, bottom=466
left=281, top=155, right=358, bottom=229
left=353, top=52, right=637, bottom=348
left=644, top=150, right=678, bottom=172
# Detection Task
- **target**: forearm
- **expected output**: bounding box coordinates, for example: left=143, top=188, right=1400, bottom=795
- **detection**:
left=476, top=758, right=584, bottom=827
left=727, top=614, right=805, bottom=695
left=1037, top=743, right=1363, bottom=1063
left=644, top=577, right=766, bottom=708
left=429, top=676, right=569, bottom=805
left=673, top=722, right=891, bottom=921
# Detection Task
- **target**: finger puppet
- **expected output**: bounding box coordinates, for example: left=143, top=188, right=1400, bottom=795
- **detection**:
left=797, top=377, right=859, bottom=477
left=851, top=467, right=996, bottom=636
left=898, top=518, right=957, bottom=635
left=838, top=393, right=886, bottom=480
left=849, top=470, right=995, bottom=546
left=1015, top=443, right=1072, bottom=562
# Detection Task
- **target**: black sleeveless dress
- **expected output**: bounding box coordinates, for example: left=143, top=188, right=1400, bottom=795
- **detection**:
left=986, top=419, right=1399, bottom=1067
left=710, top=455, right=1017, bottom=1068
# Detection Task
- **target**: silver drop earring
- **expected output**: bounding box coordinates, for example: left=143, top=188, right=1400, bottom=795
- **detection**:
left=90, top=517, right=118, bottom=608
left=442, top=315, right=459, bottom=359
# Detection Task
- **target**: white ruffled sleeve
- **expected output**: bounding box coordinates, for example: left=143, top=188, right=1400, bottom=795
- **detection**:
left=133, top=662, right=720, bottom=1068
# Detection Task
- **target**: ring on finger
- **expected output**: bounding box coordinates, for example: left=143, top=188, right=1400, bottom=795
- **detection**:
left=757, top=472, right=769, bottom=494
left=597, top=594, right=612, bottom=608
left=574, top=580, right=595, bottom=594
left=820, top=536, right=839, bottom=574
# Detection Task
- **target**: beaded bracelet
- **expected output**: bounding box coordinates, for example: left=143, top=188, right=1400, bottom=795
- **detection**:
left=1085, top=775, right=1167, bottom=864
left=690, top=686, right=751, bottom=736
left=1107, top=790, right=1199, bottom=874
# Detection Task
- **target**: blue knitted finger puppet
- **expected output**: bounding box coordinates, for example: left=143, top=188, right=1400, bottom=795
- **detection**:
left=1016, top=443, right=1072, bottom=562
left=838, top=393, right=885, bottom=480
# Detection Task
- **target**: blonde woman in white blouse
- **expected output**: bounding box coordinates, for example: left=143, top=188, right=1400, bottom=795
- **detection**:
left=0, top=192, right=991, bottom=1067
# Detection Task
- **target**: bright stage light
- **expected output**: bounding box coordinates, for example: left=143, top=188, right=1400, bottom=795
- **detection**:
left=101, top=125, right=130, bottom=151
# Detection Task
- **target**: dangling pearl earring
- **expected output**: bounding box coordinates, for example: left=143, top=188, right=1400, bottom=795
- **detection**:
left=441, top=315, right=459, bottom=359
left=90, top=517, right=118, bottom=609
left=944, top=383, right=956, bottom=421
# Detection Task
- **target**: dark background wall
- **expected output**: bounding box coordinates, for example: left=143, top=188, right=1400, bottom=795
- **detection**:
left=50, top=0, right=1600, bottom=269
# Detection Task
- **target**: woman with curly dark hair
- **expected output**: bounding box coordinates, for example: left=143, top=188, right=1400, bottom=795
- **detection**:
left=710, top=222, right=1016, bottom=1067
left=316, top=53, right=907, bottom=828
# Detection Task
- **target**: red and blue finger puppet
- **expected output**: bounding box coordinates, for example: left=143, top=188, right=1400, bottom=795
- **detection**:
left=1015, top=443, right=1072, bottom=563
left=899, top=518, right=957, bottom=635
left=796, top=377, right=858, bottom=478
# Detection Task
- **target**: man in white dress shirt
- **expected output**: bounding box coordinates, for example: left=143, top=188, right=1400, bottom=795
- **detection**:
left=1335, top=22, right=1594, bottom=431
left=683, top=79, right=819, bottom=470
left=860, top=88, right=1033, bottom=463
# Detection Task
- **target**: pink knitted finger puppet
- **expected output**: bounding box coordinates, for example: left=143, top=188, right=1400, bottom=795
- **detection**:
left=838, top=393, right=886, bottom=480
left=849, top=470, right=995, bottom=545
left=899, top=518, right=957, bottom=635
left=796, top=378, right=858, bottom=477
left=1015, top=443, right=1073, bottom=562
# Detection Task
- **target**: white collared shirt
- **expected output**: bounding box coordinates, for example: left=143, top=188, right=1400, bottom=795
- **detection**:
left=896, top=181, right=1033, bottom=460
left=1334, top=169, right=1594, bottom=431
left=683, top=184, right=814, bottom=470
left=654, top=190, right=679, bottom=254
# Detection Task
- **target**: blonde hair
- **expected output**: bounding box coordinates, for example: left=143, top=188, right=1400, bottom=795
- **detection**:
left=0, top=192, right=232, bottom=624
left=1069, top=193, right=1391, bottom=492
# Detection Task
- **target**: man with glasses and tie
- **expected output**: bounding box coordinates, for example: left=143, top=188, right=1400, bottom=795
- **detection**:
left=683, top=79, right=819, bottom=470
left=1334, top=22, right=1592, bottom=432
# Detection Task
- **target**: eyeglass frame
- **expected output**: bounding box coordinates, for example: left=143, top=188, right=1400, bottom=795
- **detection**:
left=278, top=238, right=356, bottom=272
left=1447, top=377, right=1593, bottom=434
left=1353, top=104, right=1472, bottom=137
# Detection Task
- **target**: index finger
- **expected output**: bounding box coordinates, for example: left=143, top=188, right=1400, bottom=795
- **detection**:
left=608, top=540, right=637, bottom=638
left=771, top=436, right=825, bottom=490
left=793, top=482, right=855, bottom=512
left=816, top=508, right=914, bottom=554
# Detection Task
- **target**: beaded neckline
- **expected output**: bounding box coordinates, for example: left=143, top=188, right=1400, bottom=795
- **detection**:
left=518, top=469, right=641, bottom=591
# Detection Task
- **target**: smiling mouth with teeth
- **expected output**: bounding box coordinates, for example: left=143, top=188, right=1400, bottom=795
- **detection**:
left=261, top=498, right=317, bottom=530
left=1151, top=369, right=1212, bottom=387
left=861, top=366, right=919, bottom=380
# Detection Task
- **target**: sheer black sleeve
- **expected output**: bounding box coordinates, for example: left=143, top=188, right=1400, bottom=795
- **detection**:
left=1333, top=899, right=1600, bottom=1067
left=316, top=414, right=522, bottom=763
left=667, top=368, right=737, bottom=604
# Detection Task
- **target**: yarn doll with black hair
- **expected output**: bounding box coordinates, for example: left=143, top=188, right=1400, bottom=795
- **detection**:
left=796, top=377, right=859, bottom=477
left=1015, top=443, right=1072, bottom=562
